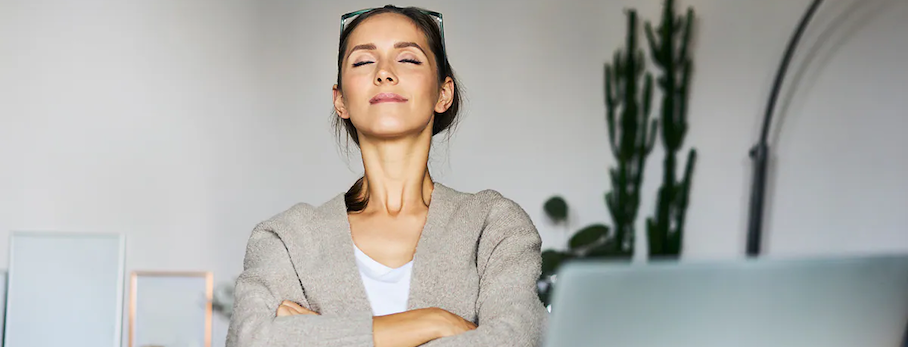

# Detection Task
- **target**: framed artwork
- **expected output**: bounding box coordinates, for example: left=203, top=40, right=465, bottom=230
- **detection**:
left=4, top=231, right=126, bottom=347
left=129, top=271, right=213, bottom=347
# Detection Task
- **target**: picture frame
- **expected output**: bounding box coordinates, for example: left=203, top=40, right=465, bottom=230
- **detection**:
left=129, top=271, right=213, bottom=347
left=4, top=231, right=126, bottom=347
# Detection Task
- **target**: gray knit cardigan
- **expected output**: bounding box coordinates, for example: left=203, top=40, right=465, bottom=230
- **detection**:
left=226, top=182, right=549, bottom=346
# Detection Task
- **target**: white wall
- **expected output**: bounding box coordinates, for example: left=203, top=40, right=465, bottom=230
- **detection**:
left=2, top=0, right=907, bottom=345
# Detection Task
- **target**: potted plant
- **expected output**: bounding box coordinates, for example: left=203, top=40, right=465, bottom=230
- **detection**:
left=537, top=0, right=697, bottom=307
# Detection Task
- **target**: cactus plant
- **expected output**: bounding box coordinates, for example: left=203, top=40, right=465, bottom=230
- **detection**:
left=644, top=0, right=698, bottom=258
left=604, top=8, right=657, bottom=258
left=536, top=0, right=700, bottom=307
left=536, top=8, right=656, bottom=306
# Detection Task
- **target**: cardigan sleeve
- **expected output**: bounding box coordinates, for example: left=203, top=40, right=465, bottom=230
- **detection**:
left=422, top=195, right=549, bottom=347
left=226, top=221, right=376, bottom=347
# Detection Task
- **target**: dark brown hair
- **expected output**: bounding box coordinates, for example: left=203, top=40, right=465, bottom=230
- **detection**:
left=332, top=5, right=463, bottom=212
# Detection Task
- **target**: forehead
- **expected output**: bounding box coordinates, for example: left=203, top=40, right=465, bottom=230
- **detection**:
left=347, top=12, right=429, bottom=47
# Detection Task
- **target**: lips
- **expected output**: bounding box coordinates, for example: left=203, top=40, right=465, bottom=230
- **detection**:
left=370, top=92, right=408, bottom=104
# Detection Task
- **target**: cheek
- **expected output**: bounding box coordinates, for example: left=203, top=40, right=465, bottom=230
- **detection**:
left=405, top=73, right=439, bottom=105
left=342, top=74, right=372, bottom=99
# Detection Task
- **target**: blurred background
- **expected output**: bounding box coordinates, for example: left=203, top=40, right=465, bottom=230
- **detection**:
left=1, top=0, right=906, bottom=346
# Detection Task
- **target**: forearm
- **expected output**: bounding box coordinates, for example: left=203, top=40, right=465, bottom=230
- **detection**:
left=228, top=309, right=375, bottom=347
left=373, top=308, right=441, bottom=347
left=420, top=315, right=546, bottom=347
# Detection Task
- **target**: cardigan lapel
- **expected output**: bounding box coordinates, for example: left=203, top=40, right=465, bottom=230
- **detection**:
left=319, top=194, right=376, bottom=314
left=406, top=183, right=458, bottom=310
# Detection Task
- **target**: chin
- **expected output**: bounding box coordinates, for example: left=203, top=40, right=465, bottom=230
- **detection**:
left=360, top=115, right=431, bottom=140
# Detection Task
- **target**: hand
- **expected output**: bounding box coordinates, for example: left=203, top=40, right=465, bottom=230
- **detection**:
left=372, top=308, right=475, bottom=347
left=427, top=307, right=477, bottom=338
left=275, top=300, right=319, bottom=317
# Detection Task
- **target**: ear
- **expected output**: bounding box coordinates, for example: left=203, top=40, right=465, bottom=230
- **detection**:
left=434, top=77, right=455, bottom=114
left=333, top=84, right=349, bottom=119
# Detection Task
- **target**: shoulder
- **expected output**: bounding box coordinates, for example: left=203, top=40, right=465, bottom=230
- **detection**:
left=444, top=185, right=544, bottom=275
left=439, top=183, right=537, bottom=232
left=255, top=201, right=316, bottom=230
left=445, top=183, right=530, bottom=215
left=253, top=192, right=345, bottom=235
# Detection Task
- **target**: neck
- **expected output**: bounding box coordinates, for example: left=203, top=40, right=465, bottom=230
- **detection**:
left=357, top=130, right=434, bottom=215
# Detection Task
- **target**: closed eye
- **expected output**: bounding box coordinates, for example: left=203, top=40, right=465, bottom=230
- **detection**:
left=400, top=58, right=422, bottom=65
left=352, top=61, right=373, bottom=67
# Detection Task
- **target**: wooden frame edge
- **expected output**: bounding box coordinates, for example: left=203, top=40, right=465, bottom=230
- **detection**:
left=128, top=270, right=214, bottom=347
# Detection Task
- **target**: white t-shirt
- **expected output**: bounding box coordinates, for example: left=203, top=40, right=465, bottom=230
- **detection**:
left=353, top=244, right=413, bottom=316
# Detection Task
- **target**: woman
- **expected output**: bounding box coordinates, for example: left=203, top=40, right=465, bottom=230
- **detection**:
left=226, top=5, right=548, bottom=347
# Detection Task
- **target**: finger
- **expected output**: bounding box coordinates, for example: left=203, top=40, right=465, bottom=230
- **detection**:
left=283, top=301, right=314, bottom=315
left=289, top=302, right=320, bottom=315
left=284, top=301, right=305, bottom=311
left=277, top=301, right=294, bottom=315
left=276, top=305, right=292, bottom=317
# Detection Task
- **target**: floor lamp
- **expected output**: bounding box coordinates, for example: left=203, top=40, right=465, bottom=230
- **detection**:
left=746, top=0, right=824, bottom=257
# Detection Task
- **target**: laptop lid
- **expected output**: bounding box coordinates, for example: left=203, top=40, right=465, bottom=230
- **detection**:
left=544, top=253, right=908, bottom=347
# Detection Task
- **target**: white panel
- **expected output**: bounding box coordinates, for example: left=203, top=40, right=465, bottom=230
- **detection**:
left=4, top=232, right=125, bottom=347
left=131, top=273, right=211, bottom=347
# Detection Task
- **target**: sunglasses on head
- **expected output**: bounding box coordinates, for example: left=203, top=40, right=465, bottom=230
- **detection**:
left=339, top=7, right=447, bottom=63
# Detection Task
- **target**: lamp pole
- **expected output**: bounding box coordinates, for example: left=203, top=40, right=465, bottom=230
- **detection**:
left=746, top=0, right=824, bottom=257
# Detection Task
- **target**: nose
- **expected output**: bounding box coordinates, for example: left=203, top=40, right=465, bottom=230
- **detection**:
left=375, top=65, right=398, bottom=85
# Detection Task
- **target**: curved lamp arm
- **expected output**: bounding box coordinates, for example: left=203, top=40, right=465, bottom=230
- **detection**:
left=746, top=0, right=824, bottom=256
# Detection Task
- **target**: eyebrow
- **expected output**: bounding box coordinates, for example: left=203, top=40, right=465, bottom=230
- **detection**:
left=347, top=42, right=429, bottom=58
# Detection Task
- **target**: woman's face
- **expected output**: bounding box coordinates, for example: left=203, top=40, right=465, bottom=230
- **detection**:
left=333, top=13, right=453, bottom=142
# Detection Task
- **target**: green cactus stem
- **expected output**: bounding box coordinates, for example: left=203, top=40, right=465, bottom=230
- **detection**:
left=604, top=9, right=657, bottom=258
left=645, top=0, right=698, bottom=258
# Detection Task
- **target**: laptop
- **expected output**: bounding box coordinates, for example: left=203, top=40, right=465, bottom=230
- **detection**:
left=543, top=253, right=908, bottom=347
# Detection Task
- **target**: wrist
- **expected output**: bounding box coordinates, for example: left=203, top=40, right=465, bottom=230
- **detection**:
left=372, top=308, right=450, bottom=347
left=416, top=307, right=446, bottom=340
